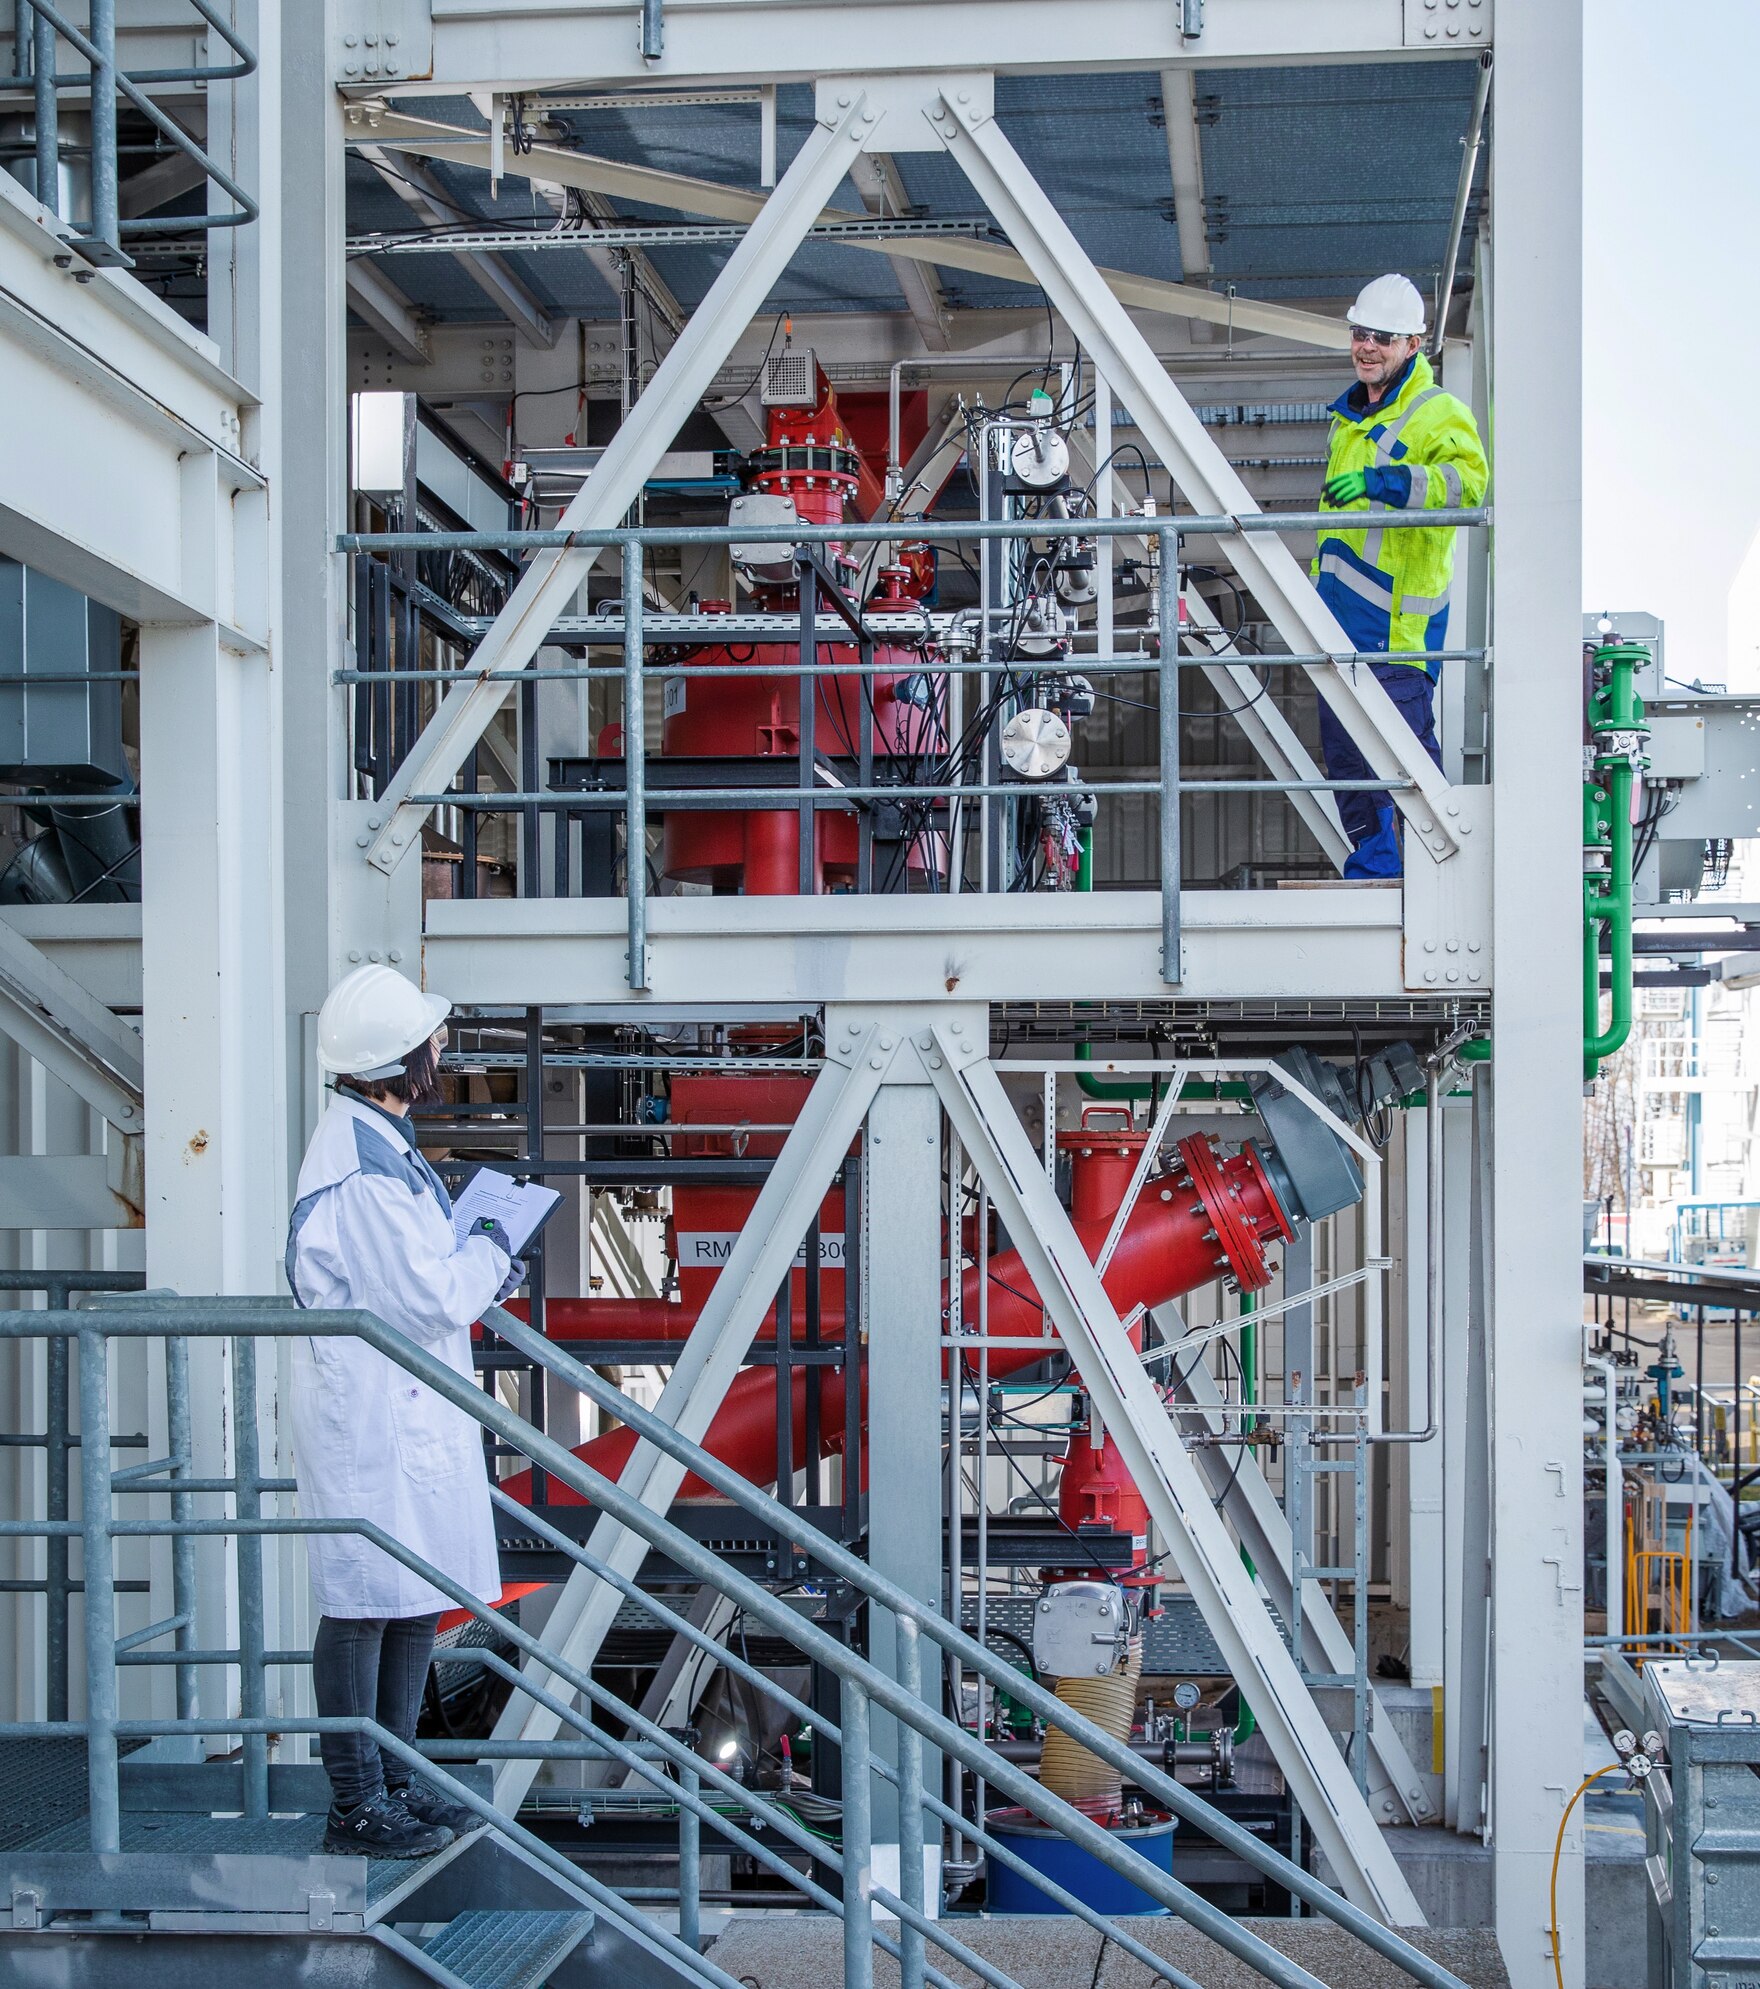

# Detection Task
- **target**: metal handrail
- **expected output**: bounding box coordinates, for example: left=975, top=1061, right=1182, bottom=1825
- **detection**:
left=0, top=1314, right=1196, bottom=1989
left=1, top=1299, right=1467, bottom=1989
left=342, top=509, right=1482, bottom=989
left=340, top=509, right=1490, bottom=552
left=0, top=1269, right=153, bottom=1721
left=480, top=1304, right=1465, bottom=1983
left=7, top=0, right=258, bottom=257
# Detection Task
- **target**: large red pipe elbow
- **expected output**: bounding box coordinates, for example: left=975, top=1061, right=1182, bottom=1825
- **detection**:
left=501, top=1133, right=1291, bottom=1511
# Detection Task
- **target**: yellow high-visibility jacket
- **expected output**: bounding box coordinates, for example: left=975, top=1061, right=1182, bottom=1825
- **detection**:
left=1313, top=352, right=1488, bottom=669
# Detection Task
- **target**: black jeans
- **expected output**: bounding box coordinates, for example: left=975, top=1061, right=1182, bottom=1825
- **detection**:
left=311, top=1613, right=438, bottom=1810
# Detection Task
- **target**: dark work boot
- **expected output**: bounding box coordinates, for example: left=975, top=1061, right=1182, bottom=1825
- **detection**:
left=387, top=1777, right=480, bottom=1839
left=322, top=1787, right=451, bottom=1857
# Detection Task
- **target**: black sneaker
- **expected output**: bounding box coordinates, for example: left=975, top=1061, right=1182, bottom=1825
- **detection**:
left=388, top=1778, right=480, bottom=1839
left=322, top=1788, right=451, bottom=1858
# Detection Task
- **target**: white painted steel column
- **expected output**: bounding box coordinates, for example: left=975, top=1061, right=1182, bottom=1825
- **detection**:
left=1404, top=1107, right=1443, bottom=1689
left=138, top=611, right=284, bottom=1738
left=864, top=1027, right=958, bottom=1896
left=138, top=617, right=285, bottom=1297
left=1489, top=12, right=1584, bottom=1981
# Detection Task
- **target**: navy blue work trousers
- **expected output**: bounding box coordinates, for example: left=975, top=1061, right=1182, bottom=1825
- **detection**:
left=1316, top=661, right=1444, bottom=875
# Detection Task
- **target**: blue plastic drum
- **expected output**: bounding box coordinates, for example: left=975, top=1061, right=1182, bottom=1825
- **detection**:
left=983, top=1809, right=1178, bottom=1915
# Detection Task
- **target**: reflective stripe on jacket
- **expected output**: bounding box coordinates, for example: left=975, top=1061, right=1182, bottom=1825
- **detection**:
left=1312, top=352, right=1488, bottom=669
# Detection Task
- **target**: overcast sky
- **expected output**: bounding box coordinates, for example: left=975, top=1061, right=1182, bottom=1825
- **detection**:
left=1582, top=0, right=1760, bottom=685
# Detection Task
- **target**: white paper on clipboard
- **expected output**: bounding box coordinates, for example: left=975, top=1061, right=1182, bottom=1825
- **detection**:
left=451, top=1169, right=561, bottom=1254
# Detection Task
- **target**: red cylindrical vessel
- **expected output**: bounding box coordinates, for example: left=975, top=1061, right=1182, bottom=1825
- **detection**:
left=660, top=637, right=941, bottom=893
left=1052, top=1429, right=1154, bottom=1584
left=1058, top=1105, right=1152, bottom=1226
left=670, top=1070, right=849, bottom=1330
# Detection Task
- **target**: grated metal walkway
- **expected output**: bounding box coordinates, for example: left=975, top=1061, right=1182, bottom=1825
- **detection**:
left=12, top=1798, right=474, bottom=1904
left=420, top=1907, right=595, bottom=1989
left=0, top=1736, right=144, bottom=1855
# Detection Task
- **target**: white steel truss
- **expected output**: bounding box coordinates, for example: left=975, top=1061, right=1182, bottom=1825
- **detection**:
left=491, top=1005, right=1423, bottom=1921
left=357, top=70, right=1460, bottom=885
left=489, top=1017, right=897, bottom=1809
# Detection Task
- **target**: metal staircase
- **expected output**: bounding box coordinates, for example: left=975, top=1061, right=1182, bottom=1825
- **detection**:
left=0, top=1290, right=1476, bottom=1989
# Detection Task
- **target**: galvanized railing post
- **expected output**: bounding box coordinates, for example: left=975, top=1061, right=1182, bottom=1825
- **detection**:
left=623, top=540, right=649, bottom=990
left=78, top=1326, right=120, bottom=1852
left=87, top=0, right=118, bottom=253
left=45, top=1320, right=71, bottom=1722
left=165, top=1333, right=197, bottom=1721
left=678, top=1758, right=701, bottom=1951
left=31, top=0, right=57, bottom=218
left=231, top=1335, right=269, bottom=1816
left=1158, top=525, right=1181, bottom=985
left=895, top=1616, right=928, bottom=1989
left=841, top=1679, right=874, bottom=1989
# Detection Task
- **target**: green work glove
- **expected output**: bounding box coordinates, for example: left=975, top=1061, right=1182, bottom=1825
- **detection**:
left=1323, top=469, right=1369, bottom=507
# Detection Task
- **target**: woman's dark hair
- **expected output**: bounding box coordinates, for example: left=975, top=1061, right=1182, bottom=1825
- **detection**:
left=338, top=1034, right=443, bottom=1110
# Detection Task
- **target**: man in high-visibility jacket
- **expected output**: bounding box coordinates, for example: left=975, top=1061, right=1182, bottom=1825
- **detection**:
left=1314, top=272, right=1488, bottom=877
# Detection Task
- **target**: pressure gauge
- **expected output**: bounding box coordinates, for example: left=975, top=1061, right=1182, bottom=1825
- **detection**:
left=1009, top=426, right=1070, bottom=491
left=1172, top=1681, right=1202, bottom=1712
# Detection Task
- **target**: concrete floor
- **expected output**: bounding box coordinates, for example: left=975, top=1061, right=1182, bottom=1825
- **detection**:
left=706, top=1914, right=1511, bottom=1989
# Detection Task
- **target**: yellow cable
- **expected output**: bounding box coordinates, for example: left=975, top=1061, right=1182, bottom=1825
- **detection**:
left=1549, top=1765, right=1622, bottom=1989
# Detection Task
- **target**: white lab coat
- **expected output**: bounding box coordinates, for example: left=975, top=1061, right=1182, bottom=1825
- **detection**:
left=285, top=1091, right=508, bottom=1619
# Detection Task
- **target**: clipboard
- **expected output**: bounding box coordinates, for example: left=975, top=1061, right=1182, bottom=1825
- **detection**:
left=451, top=1168, right=563, bottom=1254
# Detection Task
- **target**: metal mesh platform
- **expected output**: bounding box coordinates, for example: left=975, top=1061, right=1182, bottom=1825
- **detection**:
left=0, top=1736, right=144, bottom=1854
left=421, top=1908, right=595, bottom=1989
left=14, top=1805, right=455, bottom=1904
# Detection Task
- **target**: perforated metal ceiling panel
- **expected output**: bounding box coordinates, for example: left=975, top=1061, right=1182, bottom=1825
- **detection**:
left=345, top=62, right=1486, bottom=327
left=1195, top=60, right=1484, bottom=296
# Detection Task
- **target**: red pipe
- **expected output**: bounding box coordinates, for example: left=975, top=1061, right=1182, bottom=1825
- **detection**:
left=501, top=1132, right=1291, bottom=1510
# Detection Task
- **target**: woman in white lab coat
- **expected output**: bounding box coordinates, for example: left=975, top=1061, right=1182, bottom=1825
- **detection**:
left=287, top=964, right=525, bottom=1856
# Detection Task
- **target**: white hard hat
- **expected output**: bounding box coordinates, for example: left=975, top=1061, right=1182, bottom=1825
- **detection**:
left=1347, top=273, right=1427, bottom=337
left=317, top=964, right=450, bottom=1079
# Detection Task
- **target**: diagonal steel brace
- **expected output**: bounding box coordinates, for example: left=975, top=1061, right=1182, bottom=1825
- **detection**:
left=929, top=84, right=1462, bottom=866
left=488, top=1026, right=894, bottom=1812
left=926, top=1032, right=1424, bottom=1923
left=1165, top=1333, right=1437, bottom=1826
left=363, top=93, right=877, bottom=876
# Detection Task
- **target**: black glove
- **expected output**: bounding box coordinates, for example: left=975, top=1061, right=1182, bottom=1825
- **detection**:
left=471, top=1217, right=513, bottom=1257
left=495, top=1257, right=528, bottom=1303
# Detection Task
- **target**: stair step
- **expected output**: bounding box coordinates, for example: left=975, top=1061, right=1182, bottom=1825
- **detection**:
left=420, top=1908, right=594, bottom=1989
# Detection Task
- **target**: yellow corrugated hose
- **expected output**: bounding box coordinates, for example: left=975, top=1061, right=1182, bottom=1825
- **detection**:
left=1549, top=1765, right=1620, bottom=1989
left=1039, top=1641, right=1142, bottom=1810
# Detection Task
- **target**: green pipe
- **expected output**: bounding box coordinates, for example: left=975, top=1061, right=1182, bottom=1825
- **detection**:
left=1456, top=1037, right=1491, bottom=1063
left=1583, top=641, right=1649, bottom=1083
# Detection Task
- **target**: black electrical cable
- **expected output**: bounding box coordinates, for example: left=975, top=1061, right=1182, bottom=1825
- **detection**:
left=982, top=1401, right=1116, bottom=1584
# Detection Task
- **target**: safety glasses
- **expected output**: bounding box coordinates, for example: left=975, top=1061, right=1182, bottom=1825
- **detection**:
left=1349, top=325, right=1405, bottom=348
